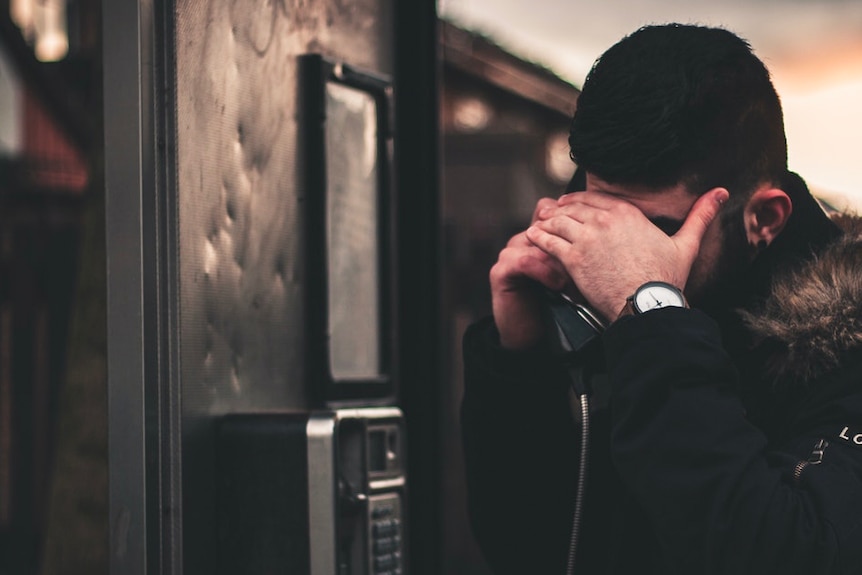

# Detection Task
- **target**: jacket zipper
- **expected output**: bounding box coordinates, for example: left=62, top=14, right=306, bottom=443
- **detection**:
left=792, top=438, right=829, bottom=484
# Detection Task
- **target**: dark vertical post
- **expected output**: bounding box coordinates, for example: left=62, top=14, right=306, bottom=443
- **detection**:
left=103, top=0, right=150, bottom=570
left=393, top=2, right=441, bottom=574
left=104, top=0, right=181, bottom=573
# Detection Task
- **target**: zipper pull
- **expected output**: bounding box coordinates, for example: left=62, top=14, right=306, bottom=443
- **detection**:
left=809, top=439, right=829, bottom=465
left=793, top=439, right=829, bottom=483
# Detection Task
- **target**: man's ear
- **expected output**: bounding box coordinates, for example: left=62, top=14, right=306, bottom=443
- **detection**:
left=743, top=186, right=793, bottom=248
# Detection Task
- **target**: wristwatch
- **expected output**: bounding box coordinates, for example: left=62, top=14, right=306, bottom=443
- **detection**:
left=618, top=281, right=688, bottom=319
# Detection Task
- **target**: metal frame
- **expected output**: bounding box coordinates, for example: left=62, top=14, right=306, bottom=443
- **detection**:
left=305, top=414, right=337, bottom=575
left=300, top=53, right=397, bottom=405
left=103, top=0, right=181, bottom=573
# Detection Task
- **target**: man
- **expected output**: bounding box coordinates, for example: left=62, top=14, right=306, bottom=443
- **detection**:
left=460, top=24, right=862, bottom=574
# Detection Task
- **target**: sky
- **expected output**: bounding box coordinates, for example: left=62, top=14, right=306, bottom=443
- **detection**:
left=439, top=0, right=862, bottom=213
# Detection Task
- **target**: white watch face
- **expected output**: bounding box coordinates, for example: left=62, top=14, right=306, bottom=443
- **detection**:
left=634, top=283, right=686, bottom=313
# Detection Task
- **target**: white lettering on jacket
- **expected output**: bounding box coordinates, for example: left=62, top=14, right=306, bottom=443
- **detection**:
left=838, top=426, right=862, bottom=445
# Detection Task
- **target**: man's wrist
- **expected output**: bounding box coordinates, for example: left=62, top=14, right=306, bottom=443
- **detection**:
left=617, top=298, right=636, bottom=321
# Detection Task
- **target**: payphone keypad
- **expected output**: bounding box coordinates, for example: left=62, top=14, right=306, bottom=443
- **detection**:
left=369, top=493, right=403, bottom=574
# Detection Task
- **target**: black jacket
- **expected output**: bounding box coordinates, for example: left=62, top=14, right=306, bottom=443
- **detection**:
left=461, top=176, right=862, bottom=574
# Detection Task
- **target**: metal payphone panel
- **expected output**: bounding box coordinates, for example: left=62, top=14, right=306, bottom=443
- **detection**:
left=217, top=407, right=407, bottom=575
left=172, top=4, right=398, bottom=572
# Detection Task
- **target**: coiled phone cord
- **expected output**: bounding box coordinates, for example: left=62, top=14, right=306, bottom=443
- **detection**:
left=566, top=372, right=590, bottom=575
left=542, top=290, right=604, bottom=575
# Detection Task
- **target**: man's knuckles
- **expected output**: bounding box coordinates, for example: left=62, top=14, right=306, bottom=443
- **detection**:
left=532, top=197, right=560, bottom=223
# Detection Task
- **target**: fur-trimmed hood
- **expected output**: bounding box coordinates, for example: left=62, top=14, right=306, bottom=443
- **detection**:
left=742, top=213, right=862, bottom=386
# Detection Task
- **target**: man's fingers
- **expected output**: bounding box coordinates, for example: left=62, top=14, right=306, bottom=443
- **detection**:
left=675, top=188, right=729, bottom=252
left=547, top=191, right=644, bottom=226
left=517, top=255, right=569, bottom=291
left=536, top=214, right=584, bottom=242
left=532, top=197, right=562, bottom=224
left=491, top=244, right=569, bottom=290
left=526, top=225, right=573, bottom=261
left=556, top=190, right=623, bottom=211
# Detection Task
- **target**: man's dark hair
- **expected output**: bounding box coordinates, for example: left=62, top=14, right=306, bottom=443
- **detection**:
left=568, top=24, right=787, bottom=196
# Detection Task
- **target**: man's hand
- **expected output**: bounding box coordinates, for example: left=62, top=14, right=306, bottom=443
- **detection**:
left=525, top=188, right=728, bottom=321
left=489, top=198, right=571, bottom=350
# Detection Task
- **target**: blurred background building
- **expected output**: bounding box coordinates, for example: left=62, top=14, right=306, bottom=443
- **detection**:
left=439, top=19, right=580, bottom=573
left=0, top=1, right=104, bottom=573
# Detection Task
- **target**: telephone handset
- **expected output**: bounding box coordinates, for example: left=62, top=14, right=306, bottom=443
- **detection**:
left=543, top=289, right=606, bottom=392
left=542, top=289, right=605, bottom=575
left=543, top=290, right=606, bottom=353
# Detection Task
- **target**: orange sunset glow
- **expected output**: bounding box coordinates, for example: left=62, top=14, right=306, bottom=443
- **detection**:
left=440, top=0, right=862, bottom=213
left=770, top=40, right=862, bottom=213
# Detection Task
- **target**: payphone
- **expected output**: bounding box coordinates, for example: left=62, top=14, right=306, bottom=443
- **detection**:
left=217, top=408, right=407, bottom=575
left=216, top=55, right=405, bottom=574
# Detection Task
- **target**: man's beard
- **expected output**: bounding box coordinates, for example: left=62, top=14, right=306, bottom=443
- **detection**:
left=688, top=201, right=754, bottom=313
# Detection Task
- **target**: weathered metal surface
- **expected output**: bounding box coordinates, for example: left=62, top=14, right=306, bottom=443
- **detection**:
left=174, top=0, right=393, bottom=571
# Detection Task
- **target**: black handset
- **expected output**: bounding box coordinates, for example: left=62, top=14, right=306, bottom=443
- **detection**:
left=544, top=290, right=606, bottom=351
left=542, top=289, right=604, bottom=575
left=543, top=289, right=606, bottom=394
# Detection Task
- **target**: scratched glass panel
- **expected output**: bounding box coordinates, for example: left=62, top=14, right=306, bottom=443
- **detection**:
left=325, top=82, right=381, bottom=380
